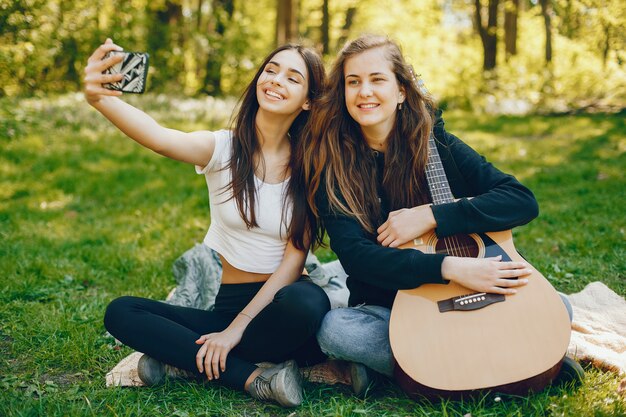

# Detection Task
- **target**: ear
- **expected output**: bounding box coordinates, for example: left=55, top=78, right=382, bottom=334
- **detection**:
left=398, top=87, right=406, bottom=104
left=301, top=100, right=311, bottom=111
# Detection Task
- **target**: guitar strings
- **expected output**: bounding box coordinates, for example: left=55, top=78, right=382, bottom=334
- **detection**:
left=426, top=137, right=472, bottom=258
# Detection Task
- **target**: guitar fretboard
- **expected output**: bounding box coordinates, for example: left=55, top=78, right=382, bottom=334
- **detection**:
left=425, top=133, right=454, bottom=205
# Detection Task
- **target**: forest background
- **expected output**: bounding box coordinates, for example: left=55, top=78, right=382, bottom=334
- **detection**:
left=1, top=0, right=625, bottom=113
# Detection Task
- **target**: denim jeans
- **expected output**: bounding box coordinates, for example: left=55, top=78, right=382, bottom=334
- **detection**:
left=317, top=293, right=574, bottom=377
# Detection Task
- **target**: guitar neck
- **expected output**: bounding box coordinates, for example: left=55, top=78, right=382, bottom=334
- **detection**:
left=426, top=133, right=455, bottom=205
left=410, top=69, right=454, bottom=206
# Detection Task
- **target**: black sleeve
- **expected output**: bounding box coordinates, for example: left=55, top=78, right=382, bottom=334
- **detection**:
left=430, top=114, right=539, bottom=237
left=316, top=187, right=448, bottom=291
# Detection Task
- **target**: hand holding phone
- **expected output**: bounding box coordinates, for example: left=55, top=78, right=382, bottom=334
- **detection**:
left=102, top=51, right=149, bottom=94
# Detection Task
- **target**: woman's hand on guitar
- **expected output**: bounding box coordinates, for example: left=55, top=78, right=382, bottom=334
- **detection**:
left=377, top=205, right=436, bottom=247
left=441, top=255, right=531, bottom=295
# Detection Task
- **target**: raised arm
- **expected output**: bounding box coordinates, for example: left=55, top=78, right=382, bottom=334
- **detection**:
left=194, top=241, right=308, bottom=380
left=83, top=39, right=215, bottom=167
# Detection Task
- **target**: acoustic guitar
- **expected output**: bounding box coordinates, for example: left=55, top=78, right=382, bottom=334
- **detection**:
left=388, top=129, right=571, bottom=399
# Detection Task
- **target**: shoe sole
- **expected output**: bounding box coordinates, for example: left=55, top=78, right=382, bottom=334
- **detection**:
left=350, top=362, right=371, bottom=397
left=272, top=360, right=303, bottom=407
left=555, top=356, right=584, bottom=388
left=137, top=355, right=165, bottom=385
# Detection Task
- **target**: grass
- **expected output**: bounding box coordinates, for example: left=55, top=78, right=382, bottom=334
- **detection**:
left=0, top=94, right=624, bottom=416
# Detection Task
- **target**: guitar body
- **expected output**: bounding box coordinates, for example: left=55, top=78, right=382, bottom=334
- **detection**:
left=389, top=229, right=571, bottom=399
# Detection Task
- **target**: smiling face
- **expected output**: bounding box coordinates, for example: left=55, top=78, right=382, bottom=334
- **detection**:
left=343, top=47, right=405, bottom=143
left=256, top=49, right=310, bottom=117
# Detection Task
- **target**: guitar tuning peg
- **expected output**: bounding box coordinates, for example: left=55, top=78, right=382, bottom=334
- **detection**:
left=408, top=64, right=429, bottom=95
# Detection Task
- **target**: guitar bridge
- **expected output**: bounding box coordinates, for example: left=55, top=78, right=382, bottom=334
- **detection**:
left=437, top=292, right=505, bottom=313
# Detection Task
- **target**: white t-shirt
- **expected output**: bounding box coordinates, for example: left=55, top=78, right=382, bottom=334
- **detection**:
left=196, top=130, right=292, bottom=273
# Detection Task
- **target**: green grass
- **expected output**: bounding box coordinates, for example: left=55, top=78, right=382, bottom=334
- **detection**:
left=1, top=95, right=624, bottom=416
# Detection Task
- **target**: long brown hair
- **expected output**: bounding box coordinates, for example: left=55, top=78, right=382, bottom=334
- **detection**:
left=304, top=34, right=436, bottom=244
left=225, top=44, right=325, bottom=250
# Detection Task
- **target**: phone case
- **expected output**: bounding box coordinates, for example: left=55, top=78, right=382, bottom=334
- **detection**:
left=102, top=51, right=149, bottom=94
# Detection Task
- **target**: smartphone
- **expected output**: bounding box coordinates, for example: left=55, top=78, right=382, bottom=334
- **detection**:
left=102, top=51, right=149, bottom=94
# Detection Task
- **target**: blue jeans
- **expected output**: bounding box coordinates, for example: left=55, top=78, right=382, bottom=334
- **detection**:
left=317, top=294, right=574, bottom=377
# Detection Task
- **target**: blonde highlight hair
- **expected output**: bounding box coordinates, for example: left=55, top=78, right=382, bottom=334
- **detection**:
left=304, top=34, right=436, bottom=243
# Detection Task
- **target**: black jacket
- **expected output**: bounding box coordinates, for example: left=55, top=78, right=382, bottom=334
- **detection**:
left=316, top=113, right=539, bottom=308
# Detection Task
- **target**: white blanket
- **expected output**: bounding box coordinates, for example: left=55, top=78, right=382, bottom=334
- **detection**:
left=567, top=281, right=625, bottom=375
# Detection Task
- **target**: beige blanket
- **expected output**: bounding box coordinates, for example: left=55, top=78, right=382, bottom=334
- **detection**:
left=566, top=281, right=625, bottom=375
left=106, top=281, right=625, bottom=389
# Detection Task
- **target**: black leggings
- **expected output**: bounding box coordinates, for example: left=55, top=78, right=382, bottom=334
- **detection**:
left=104, top=279, right=330, bottom=390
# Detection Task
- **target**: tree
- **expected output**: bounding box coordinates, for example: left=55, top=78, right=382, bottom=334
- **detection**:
left=474, top=0, right=499, bottom=70
left=539, top=0, right=552, bottom=63
left=276, top=0, right=298, bottom=45
left=321, top=0, right=330, bottom=54
left=203, top=0, right=235, bottom=95
left=147, top=0, right=184, bottom=89
left=504, top=0, right=519, bottom=59
left=336, top=6, right=357, bottom=52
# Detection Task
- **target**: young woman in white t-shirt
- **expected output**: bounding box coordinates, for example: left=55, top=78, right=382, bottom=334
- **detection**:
left=84, top=39, right=329, bottom=407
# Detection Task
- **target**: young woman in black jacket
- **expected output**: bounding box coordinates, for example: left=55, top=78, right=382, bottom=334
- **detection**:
left=298, top=34, right=575, bottom=395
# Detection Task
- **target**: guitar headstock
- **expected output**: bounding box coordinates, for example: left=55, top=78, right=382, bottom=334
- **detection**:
left=408, top=65, right=429, bottom=96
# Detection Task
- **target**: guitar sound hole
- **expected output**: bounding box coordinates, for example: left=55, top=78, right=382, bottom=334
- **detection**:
left=435, top=234, right=480, bottom=257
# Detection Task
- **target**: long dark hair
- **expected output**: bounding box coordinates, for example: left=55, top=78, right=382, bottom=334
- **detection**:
left=225, top=44, right=325, bottom=250
left=304, top=34, right=436, bottom=244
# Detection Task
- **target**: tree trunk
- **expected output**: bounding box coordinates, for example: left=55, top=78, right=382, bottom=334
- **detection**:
left=56, top=1, right=79, bottom=88
left=276, top=0, right=298, bottom=46
left=474, top=0, right=499, bottom=70
left=203, top=0, right=234, bottom=95
left=602, top=24, right=610, bottom=68
left=540, top=0, right=552, bottom=63
left=336, top=7, right=357, bottom=51
left=504, top=0, right=518, bottom=59
left=197, top=0, right=203, bottom=31
left=147, top=1, right=183, bottom=89
left=321, top=0, right=329, bottom=55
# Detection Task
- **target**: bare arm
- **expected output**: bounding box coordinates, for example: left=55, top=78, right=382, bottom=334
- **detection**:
left=377, top=197, right=476, bottom=248
left=377, top=204, right=437, bottom=248
left=83, top=39, right=215, bottom=167
left=195, top=241, right=308, bottom=379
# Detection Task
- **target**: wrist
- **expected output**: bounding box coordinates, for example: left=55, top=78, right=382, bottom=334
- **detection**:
left=441, top=256, right=456, bottom=282
left=237, top=311, right=253, bottom=321
left=229, top=313, right=252, bottom=331
left=85, top=95, right=100, bottom=105
left=426, top=204, right=437, bottom=229
left=413, top=204, right=437, bottom=229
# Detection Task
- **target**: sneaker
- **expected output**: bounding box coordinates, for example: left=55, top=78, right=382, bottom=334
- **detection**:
left=349, top=362, right=372, bottom=397
left=137, top=354, right=194, bottom=385
left=246, top=360, right=303, bottom=407
left=553, top=356, right=584, bottom=388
